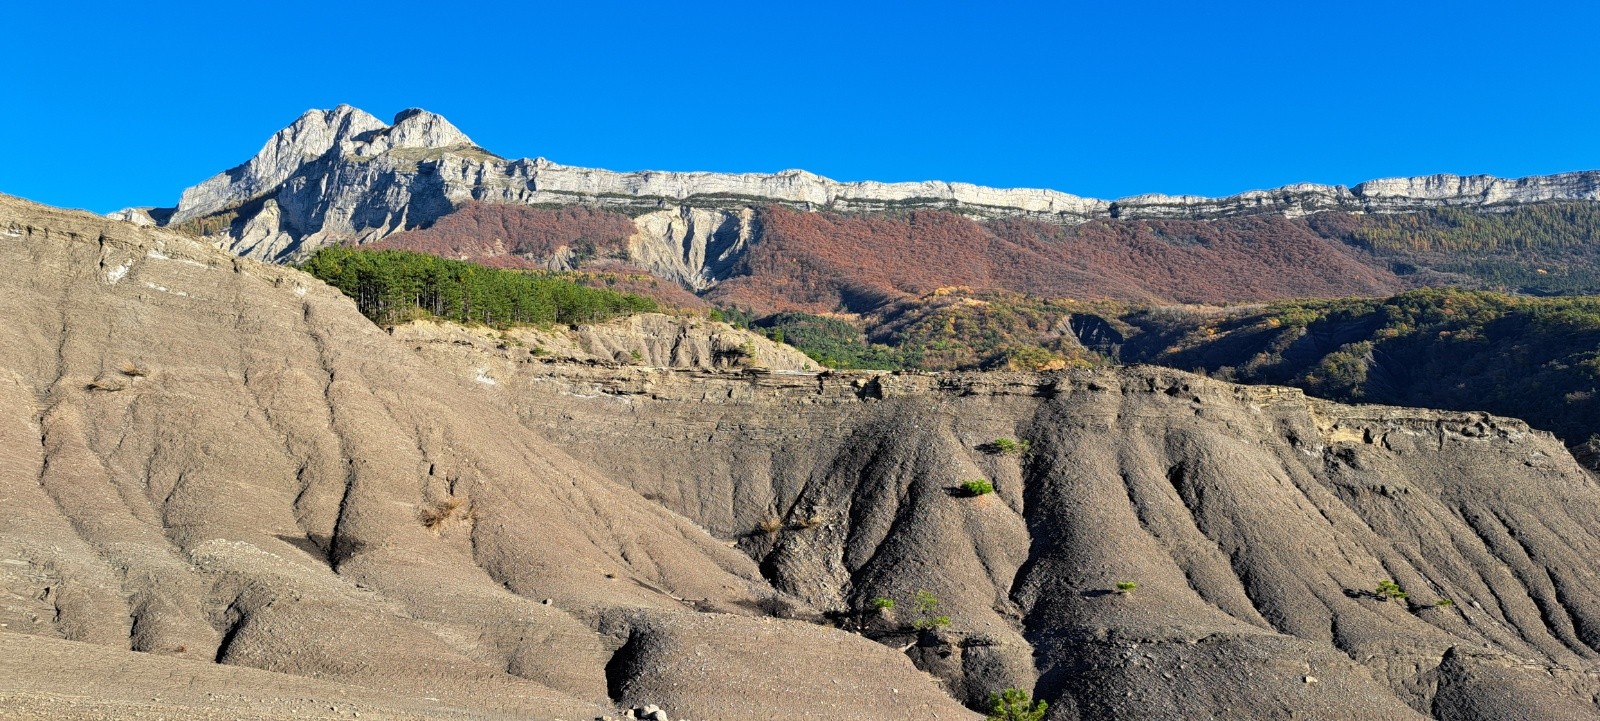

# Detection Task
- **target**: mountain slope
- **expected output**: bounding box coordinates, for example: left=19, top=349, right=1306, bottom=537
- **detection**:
left=0, top=194, right=970, bottom=720
left=125, top=105, right=1600, bottom=306
left=703, top=206, right=1407, bottom=311
left=1117, top=288, right=1600, bottom=449
left=147, top=106, right=1600, bottom=259
left=407, top=326, right=1600, bottom=720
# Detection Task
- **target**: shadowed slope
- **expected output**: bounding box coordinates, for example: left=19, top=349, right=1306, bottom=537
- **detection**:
left=408, top=331, right=1600, bottom=719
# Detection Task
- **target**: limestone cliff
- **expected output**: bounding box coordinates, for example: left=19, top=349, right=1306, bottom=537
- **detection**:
left=121, top=106, right=1600, bottom=279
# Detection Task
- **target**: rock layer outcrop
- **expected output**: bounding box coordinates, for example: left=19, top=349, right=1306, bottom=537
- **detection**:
left=122, top=106, right=1600, bottom=284
left=391, top=314, right=820, bottom=372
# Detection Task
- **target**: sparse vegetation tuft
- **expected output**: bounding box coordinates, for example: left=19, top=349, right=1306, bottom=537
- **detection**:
left=118, top=361, right=150, bottom=377
left=85, top=376, right=126, bottom=392
left=959, top=479, right=995, bottom=497
left=1435, top=597, right=1456, bottom=608
left=1115, top=581, right=1138, bottom=594
left=979, top=441, right=1030, bottom=457
left=1376, top=579, right=1409, bottom=602
left=987, top=687, right=1048, bottom=721
left=419, top=496, right=465, bottom=531
left=871, top=596, right=896, bottom=612
left=910, top=590, right=951, bottom=631
left=758, top=515, right=784, bottom=535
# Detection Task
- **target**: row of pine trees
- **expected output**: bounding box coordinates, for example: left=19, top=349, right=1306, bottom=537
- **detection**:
left=301, top=247, right=657, bottom=328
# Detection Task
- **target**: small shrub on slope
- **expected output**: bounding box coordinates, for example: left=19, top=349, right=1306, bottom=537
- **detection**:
left=419, top=497, right=465, bottom=531
left=987, top=688, right=1047, bottom=721
left=910, top=590, right=950, bottom=631
left=959, top=479, right=995, bottom=497
left=1376, top=579, right=1408, bottom=602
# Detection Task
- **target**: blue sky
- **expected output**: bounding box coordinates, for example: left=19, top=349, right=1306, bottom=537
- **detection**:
left=4, top=1, right=1598, bottom=213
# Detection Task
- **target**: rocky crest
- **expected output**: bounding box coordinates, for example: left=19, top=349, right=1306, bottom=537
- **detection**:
left=121, top=106, right=1600, bottom=271
left=391, top=314, right=820, bottom=372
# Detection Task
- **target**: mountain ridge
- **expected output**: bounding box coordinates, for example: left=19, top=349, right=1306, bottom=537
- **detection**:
left=118, top=105, right=1600, bottom=264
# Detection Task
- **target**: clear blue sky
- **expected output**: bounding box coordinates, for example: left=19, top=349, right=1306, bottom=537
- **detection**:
left=5, top=1, right=1599, bottom=213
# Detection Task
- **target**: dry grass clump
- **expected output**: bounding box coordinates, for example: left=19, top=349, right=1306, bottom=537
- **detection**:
left=85, top=375, right=126, bottom=392
left=419, top=496, right=465, bottom=531
left=757, top=515, right=784, bottom=535
left=118, top=360, right=150, bottom=377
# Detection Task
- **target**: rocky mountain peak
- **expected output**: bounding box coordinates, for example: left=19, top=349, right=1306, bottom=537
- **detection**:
left=354, top=107, right=476, bottom=155
left=169, top=105, right=386, bottom=224
left=168, top=106, right=477, bottom=227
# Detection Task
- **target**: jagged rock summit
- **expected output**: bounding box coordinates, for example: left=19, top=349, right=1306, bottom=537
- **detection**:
left=170, top=105, right=476, bottom=225
left=121, top=105, right=1600, bottom=266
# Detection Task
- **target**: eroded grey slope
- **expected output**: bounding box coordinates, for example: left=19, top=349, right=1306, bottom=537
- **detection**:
left=0, top=195, right=974, bottom=721
left=405, top=332, right=1600, bottom=720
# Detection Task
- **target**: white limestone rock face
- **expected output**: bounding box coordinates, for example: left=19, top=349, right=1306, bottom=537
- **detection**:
left=628, top=208, right=755, bottom=291
left=230, top=198, right=295, bottom=260
left=154, top=105, right=1600, bottom=268
left=107, top=208, right=158, bottom=226
left=1352, top=172, right=1600, bottom=208
left=363, top=108, right=474, bottom=154
left=172, top=105, right=387, bottom=225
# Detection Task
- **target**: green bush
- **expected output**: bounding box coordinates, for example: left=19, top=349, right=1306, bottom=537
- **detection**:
left=959, top=479, right=995, bottom=497
left=1376, top=580, right=1408, bottom=602
left=910, top=590, right=951, bottom=631
left=987, top=688, right=1048, bottom=721
left=1115, top=581, right=1138, bottom=594
left=871, top=597, right=896, bottom=611
left=751, top=312, right=905, bottom=369
left=708, top=306, right=757, bottom=329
